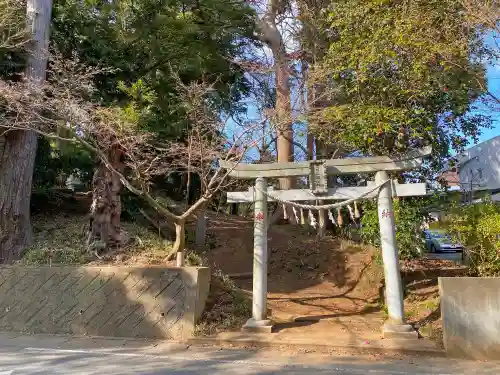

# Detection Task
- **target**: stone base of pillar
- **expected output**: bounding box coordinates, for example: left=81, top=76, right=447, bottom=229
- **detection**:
left=242, top=318, right=274, bottom=333
left=383, top=323, right=418, bottom=339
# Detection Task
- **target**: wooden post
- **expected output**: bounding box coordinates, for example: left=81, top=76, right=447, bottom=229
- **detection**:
left=242, top=177, right=273, bottom=333
left=195, top=211, right=207, bottom=251
left=318, top=206, right=326, bottom=238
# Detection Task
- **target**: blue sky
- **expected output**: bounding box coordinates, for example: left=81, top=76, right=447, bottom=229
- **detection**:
left=227, top=33, right=500, bottom=160
left=468, top=31, right=499, bottom=143
left=476, top=63, right=500, bottom=143
left=232, top=61, right=500, bottom=161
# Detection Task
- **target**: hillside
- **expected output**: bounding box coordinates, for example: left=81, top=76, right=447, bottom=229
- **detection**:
left=23, top=209, right=465, bottom=345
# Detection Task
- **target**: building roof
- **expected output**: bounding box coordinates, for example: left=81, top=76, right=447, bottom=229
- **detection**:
left=440, top=136, right=500, bottom=173
left=455, top=135, right=500, bottom=166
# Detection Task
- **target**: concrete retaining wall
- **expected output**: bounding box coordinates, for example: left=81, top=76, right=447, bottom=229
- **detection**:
left=0, top=266, right=210, bottom=339
left=439, top=277, right=500, bottom=359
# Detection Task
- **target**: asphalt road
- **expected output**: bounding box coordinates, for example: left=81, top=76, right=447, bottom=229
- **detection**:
left=0, top=335, right=498, bottom=375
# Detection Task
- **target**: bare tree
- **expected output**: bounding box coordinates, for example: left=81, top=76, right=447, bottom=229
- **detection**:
left=0, top=0, right=29, bottom=51
left=461, top=0, right=500, bottom=34
left=0, top=55, right=265, bottom=264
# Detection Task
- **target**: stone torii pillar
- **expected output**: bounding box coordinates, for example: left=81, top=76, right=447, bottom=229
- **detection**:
left=242, top=177, right=273, bottom=332
left=376, top=171, right=414, bottom=337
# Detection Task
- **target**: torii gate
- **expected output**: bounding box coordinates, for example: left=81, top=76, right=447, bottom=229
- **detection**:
left=220, top=146, right=431, bottom=337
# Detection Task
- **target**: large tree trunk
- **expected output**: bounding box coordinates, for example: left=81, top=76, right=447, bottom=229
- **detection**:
left=275, top=55, right=293, bottom=190
left=275, top=56, right=293, bottom=221
left=0, top=132, right=38, bottom=262
left=88, top=150, right=123, bottom=253
left=0, top=0, right=52, bottom=263
left=258, top=0, right=294, bottom=223
left=260, top=0, right=293, bottom=192
left=307, top=134, right=315, bottom=161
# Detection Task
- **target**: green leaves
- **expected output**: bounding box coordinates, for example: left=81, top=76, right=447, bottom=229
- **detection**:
left=443, top=201, right=500, bottom=276
left=51, top=0, right=257, bottom=139
left=361, top=197, right=431, bottom=260
left=309, top=0, right=490, bottom=161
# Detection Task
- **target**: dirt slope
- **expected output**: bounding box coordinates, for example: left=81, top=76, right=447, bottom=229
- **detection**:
left=205, top=213, right=383, bottom=321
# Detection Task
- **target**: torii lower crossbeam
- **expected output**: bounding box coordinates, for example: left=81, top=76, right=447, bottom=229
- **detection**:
left=227, top=181, right=427, bottom=203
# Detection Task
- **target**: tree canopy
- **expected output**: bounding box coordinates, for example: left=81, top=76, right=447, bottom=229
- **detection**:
left=307, top=0, right=492, bottom=163
left=51, top=0, right=257, bottom=138
left=1, top=0, right=498, bottom=260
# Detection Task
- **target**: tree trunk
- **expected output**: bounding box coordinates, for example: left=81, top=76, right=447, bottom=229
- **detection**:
left=258, top=0, right=294, bottom=225
left=195, top=211, right=207, bottom=251
left=307, top=134, right=315, bottom=161
left=174, top=220, right=186, bottom=267
left=276, top=56, right=293, bottom=190
left=259, top=0, right=293, bottom=191
left=88, top=164, right=111, bottom=253
left=0, top=0, right=52, bottom=263
left=109, top=156, right=122, bottom=247
left=88, top=150, right=123, bottom=253
left=0, top=132, right=38, bottom=262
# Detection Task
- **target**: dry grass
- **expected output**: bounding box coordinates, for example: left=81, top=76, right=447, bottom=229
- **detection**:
left=23, top=213, right=244, bottom=336
left=404, top=284, right=443, bottom=347
left=21, top=214, right=175, bottom=266
left=194, top=270, right=251, bottom=336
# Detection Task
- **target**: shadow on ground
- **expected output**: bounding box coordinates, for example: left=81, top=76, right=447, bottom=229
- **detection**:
left=0, top=335, right=499, bottom=375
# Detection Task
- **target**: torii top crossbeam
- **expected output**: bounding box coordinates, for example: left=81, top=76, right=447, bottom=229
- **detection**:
left=219, top=146, right=432, bottom=179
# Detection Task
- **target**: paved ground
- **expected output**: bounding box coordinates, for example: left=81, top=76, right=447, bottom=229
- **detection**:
left=201, top=323, right=441, bottom=354
left=0, top=333, right=499, bottom=374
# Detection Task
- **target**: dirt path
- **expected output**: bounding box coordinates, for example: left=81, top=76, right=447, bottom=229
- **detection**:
left=206, top=213, right=384, bottom=330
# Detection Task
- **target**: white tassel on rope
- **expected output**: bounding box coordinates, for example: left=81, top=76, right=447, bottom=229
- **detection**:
left=337, top=207, right=343, bottom=226
left=282, top=203, right=288, bottom=220
left=347, top=204, right=356, bottom=222
left=254, top=178, right=389, bottom=211
left=328, top=209, right=337, bottom=226
left=292, top=206, right=299, bottom=224
left=354, top=201, right=361, bottom=219
left=308, top=210, right=317, bottom=228
left=300, top=208, right=305, bottom=225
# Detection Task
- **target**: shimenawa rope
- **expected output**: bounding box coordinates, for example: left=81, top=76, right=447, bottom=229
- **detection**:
left=253, top=179, right=390, bottom=211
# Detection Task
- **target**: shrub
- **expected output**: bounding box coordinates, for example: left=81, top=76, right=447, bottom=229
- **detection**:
left=360, top=197, right=429, bottom=260
left=442, top=201, right=500, bottom=276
